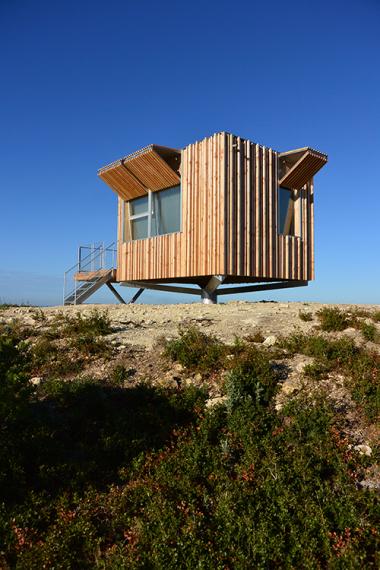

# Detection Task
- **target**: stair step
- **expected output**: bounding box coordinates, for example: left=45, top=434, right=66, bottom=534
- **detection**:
left=64, top=269, right=115, bottom=305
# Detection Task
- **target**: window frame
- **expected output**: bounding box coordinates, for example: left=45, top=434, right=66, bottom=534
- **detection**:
left=128, top=192, right=152, bottom=239
left=123, top=185, right=181, bottom=242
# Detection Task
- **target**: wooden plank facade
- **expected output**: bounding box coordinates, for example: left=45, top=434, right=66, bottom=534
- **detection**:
left=98, top=132, right=327, bottom=287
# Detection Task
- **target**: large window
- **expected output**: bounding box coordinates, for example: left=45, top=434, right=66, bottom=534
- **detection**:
left=125, top=185, right=181, bottom=241
left=278, top=186, right=302, bottom=237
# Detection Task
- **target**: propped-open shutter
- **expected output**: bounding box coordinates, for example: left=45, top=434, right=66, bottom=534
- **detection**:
left=126, top=148, right=180, bottom=191
left=98, top=145, right=180, bottom=200
left=279, top=149, right=327, bottom=189
left=98, top=162, right=147, bottom=200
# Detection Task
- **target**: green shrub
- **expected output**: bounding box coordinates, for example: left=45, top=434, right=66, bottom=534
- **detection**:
left=225, top=345, right=277, bottom=409
left=0, top=318, right=33, bottom=343
left=1, top=327, right=379, bottom=568
left=164, top=326, right=227, bottom=372
left=69, top=333, right=111, bottom=358
left=12, top=396, right=376, bottom=569
left=303, top=361, right=329, bottom=380
left=244, top=330, right=265, bottom=343
left=110, top=363, right=135, bottom=386
left=316, top=307, right=351, bottom=331
left=0, top=335, right=31, bottom=420
left=372, top=311, right=380, bottom=323
left=361, top=322, right=378, bottom=343
left=31, top=336, right=81, bottom=376
left=299, top=310, right=313, bottom=322
left=59, top=309, right=112, bottom=337
left=280, top=332, right=380, bottom=422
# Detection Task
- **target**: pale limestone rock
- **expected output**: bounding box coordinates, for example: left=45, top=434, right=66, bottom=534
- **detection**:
left=206, top=395, right=228, bottom=408
left=29, top=377, right=42, bottom=386
left=354, top=444, right=372, bottom=457
left=263, top=335, right=277, bottom=347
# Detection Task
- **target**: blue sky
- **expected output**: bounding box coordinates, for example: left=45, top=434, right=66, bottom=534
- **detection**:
left=1, top=0, right=379, bottom=306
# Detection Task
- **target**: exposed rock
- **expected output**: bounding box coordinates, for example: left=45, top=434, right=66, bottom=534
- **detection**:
left=158, top=373, right=181, bottom=389
left=263, top=335, right=277, bottom=347
left=354, top=444, right=372, bottom=457
left=343, top=327, right=359, bottom=338
left=358, top=479, right=380, bottom=491
left=205, top=395, right=228, bottom=408
left=29, top=377, right=42, bottom=386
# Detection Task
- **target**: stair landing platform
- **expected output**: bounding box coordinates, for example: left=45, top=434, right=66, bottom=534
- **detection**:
left=75, top=269, right=116, bottom=282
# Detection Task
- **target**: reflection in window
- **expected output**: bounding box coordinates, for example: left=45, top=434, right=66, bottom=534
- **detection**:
left=278, top=186, right=302, bottom=236
left=130, top=195, right=148, bottom=216
left=127, top=185, right=181, bottom=241
left=152, top=185, right=181, bottom=236
left=131, top=217, right=149, bottom=240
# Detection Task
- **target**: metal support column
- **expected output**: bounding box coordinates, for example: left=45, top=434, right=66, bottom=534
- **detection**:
left=201, top=289, right=218, bottom=304
left=106, top=282, right=127, bottom=304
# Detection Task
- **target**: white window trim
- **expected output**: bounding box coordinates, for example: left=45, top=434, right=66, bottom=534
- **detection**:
left=128, top=186, right=181, bottom=241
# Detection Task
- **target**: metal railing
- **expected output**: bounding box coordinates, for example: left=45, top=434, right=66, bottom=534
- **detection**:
left=63, top=242, right=117, bottom=305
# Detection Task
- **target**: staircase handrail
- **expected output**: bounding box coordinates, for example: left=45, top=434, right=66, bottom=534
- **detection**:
left=63, top=241, right=116, bottom=305
left=64, top=242, right=116, bottom=277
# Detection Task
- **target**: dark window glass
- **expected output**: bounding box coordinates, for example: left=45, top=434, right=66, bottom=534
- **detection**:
left=130, top=195, right=149, bottom=216
left=127, top=185, right=181, bottom=241
left=131, top=217, right=149, bottom=240
left=278, top=186, right=295, bottom=235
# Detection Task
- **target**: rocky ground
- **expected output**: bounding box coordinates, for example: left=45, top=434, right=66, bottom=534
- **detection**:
left=4, top=300, right=380, bottom=348
left=2, top=300, right=379, bottom=492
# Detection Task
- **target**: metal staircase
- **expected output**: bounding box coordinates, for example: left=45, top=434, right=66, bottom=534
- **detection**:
left=63, top=243, right=117, bottom=305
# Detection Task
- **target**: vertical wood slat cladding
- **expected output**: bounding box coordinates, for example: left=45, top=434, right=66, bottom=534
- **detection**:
left=116, top=132, right=314, bottom=283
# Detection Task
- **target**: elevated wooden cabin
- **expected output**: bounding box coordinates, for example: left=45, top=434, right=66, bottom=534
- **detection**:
left=64, top=132, right=327, bottom=305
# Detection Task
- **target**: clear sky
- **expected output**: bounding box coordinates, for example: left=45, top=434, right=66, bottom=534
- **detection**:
left=1, top=0, right=379, bottom=306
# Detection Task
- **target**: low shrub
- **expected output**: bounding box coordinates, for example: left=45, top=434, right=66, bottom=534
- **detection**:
left=244, top=330, right=265, bottom=343
left=316, top=307, right=352, bottom=331
left=59, top=309, right=112, bottom=337
left=280, top=332, right=380, bottom=421
left=0, top=318, right=33, bottom=343
left=299, top=310, right=313, bottom=322
left=164, top=326, right=227, bottom=372
left=303, top=361, right=329, bottom=380
left=69, top=333, right=112, bottom=358
left=110, top=363, right=135, bottom=386
left=31, top=336, right=82, bottom=376
left=11, top=394, right=378, bottom=569
left=1, top=326, right=379, bottom=568
left=225, top=345, right=277, bottom=409
left=361, top=322, right=378, bottom=343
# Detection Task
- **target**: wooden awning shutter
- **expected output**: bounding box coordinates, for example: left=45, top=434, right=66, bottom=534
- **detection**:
left=279, top=147, right=327, bottom=189
left=98, top=145, right=181, bottom=200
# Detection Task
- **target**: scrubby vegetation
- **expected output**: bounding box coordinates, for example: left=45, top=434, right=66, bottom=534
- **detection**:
left=280, top=332, right=380, bottom=422
left=298, top=310, right=313, bottom=322
left=164, top=326, right=227, bottom=373
left=317, top=306, right=352, bottom=331
left=0, top=313, right=379, bottom=568
left=315, top=306, right=380, bottom=344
